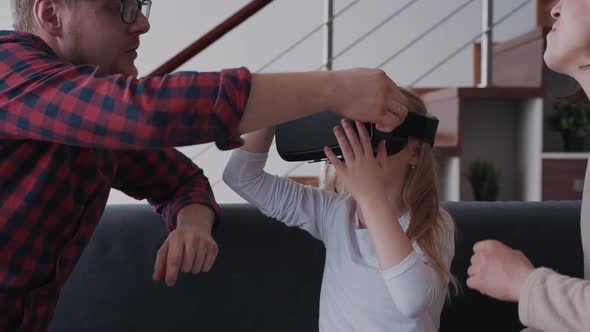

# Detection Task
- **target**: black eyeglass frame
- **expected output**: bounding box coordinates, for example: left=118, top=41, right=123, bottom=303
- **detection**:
left=120, top=0, right=152, bottom=24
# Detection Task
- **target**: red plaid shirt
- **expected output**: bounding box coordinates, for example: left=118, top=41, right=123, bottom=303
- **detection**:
left=0, top=31, right=251, bottom=332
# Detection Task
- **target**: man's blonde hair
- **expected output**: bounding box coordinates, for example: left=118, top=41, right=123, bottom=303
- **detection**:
left=10, top=0, right=78, bottom=33
left=10, top=0, right=36, bottom=32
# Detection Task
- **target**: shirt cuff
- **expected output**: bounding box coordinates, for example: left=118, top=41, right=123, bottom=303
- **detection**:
left=213, top=67, right=252, bottom=151
left=164, top=198, right=221, bottom=232
left=518, top=267, right=554, bottom=328
left=216, top=136, right=245, bottom=150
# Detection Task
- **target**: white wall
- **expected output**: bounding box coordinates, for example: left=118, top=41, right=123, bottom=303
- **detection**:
left=0, top=0, right=537, bottom=204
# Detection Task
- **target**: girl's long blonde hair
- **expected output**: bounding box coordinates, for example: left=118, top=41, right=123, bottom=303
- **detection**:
left=323, top=88, right=459, bottom=294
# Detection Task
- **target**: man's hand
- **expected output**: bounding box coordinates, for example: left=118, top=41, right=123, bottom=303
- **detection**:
left=331, top=68, right=409, bottom=133
left=153, top=204, right=218, bottom=287
left=467, top=240, right=535, bottom=302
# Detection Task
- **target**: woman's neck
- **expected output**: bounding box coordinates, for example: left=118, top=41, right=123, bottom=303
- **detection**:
left=579, top=74, right=590, bottom=100
left=572, top=61, right=590, bottom=99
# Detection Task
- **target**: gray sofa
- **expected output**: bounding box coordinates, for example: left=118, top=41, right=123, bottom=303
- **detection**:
left=50, top=201, right=584, bottom=332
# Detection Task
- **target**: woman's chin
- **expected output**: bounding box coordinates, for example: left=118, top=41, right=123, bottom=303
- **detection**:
left=544, top=51, right=566, bottom=75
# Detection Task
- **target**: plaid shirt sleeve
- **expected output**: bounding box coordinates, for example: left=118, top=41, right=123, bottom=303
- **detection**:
left=0, top=31, right=250, bottom=150
left=112, top=148, right=220, bottom=231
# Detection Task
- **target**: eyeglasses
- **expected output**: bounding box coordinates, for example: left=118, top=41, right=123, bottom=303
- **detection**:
left=120, top=0, right=152, bottom=24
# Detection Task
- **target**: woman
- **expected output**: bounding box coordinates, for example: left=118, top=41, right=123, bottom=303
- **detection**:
left=467, top=1, right=590, bottom=331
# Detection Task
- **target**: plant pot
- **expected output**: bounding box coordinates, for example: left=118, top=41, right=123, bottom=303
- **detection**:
left=562, top=130, right=590, bottom=152
left=472, top=183, right=498, bottom=201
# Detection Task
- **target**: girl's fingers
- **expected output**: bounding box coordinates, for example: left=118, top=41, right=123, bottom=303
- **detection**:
left=324, top=146, right=346, bottom=174
left=341, top=119, right=364, bottom=157
left=377, top=139, right=387, bottom=164
left=355, top=121, right=373, bottom=155
left=333, top=125, right=354, bottom=162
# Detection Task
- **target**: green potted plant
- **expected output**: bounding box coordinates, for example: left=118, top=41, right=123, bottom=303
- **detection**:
left=465, top=159, right=500, bottom=201
left=548, top=103, right=590, bottom=152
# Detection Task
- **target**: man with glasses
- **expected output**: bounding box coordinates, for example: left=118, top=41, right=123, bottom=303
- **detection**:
left=1, top=1, right=409, bottom=331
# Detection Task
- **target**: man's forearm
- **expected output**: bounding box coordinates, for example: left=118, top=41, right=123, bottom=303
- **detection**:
left=238, top=71, right=334, bottom=134
left=237, top=68, right=407, bottom=134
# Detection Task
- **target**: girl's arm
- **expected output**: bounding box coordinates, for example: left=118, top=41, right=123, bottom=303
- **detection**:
left=239, top=127, right=275, bottom=154
left=360, top=196, right=454, bottom=318
left=358, top=197, right=412, bottom=270
left=324, top=119, right=414, bottom=267
left=377, top=213, right=455, bottom=319
left=222, top=128, right=337, bottom=241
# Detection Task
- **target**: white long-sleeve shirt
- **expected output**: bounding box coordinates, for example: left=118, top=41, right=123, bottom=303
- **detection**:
left=518, top=159, right=590, bottom=332
left=223, top=149, right=455, bottom=332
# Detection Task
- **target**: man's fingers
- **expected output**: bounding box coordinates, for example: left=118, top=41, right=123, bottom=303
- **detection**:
left=153, top=240, right=168, bottom=281
left=202, top=245, right=219, bottom=272
left=191, top=243, right=207, bottom=274
left=374, top=111, right=398, bottom=132
left=388, top=81, right=409, bottom=115
left=386, top=102, right=407, bottom=125
left=165, top=238, right=184, bottom=286
left=181, top=242, right=196, bottom=273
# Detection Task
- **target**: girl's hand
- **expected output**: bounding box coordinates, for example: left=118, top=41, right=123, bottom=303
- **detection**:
left=324, top=119, right=389, bottom=205
left=326, top=120, right=413, bottom=270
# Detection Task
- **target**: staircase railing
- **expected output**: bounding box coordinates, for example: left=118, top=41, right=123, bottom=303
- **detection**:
left=139, top=0, right=535, bottom=188
left=149, top=0, right=273, bottom=76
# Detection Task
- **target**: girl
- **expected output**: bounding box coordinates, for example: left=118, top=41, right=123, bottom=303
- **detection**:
left=223, top=89, right=457, bottom=332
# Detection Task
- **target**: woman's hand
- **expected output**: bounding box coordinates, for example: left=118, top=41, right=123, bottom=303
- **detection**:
left=324, top=119, right=389, bottom=205
left=467, top=240, right=535, bottom=302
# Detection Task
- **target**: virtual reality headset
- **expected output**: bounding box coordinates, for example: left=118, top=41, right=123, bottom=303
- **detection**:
left=275, top=111, right=439, bottom=162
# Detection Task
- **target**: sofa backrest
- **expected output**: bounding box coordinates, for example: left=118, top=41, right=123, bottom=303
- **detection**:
left=50, top=201, right=583, bottom=332
left=441, top=201, right=583, bottom=332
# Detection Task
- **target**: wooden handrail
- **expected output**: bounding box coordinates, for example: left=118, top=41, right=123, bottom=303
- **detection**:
left=149, top=0, right=274, bottom=76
